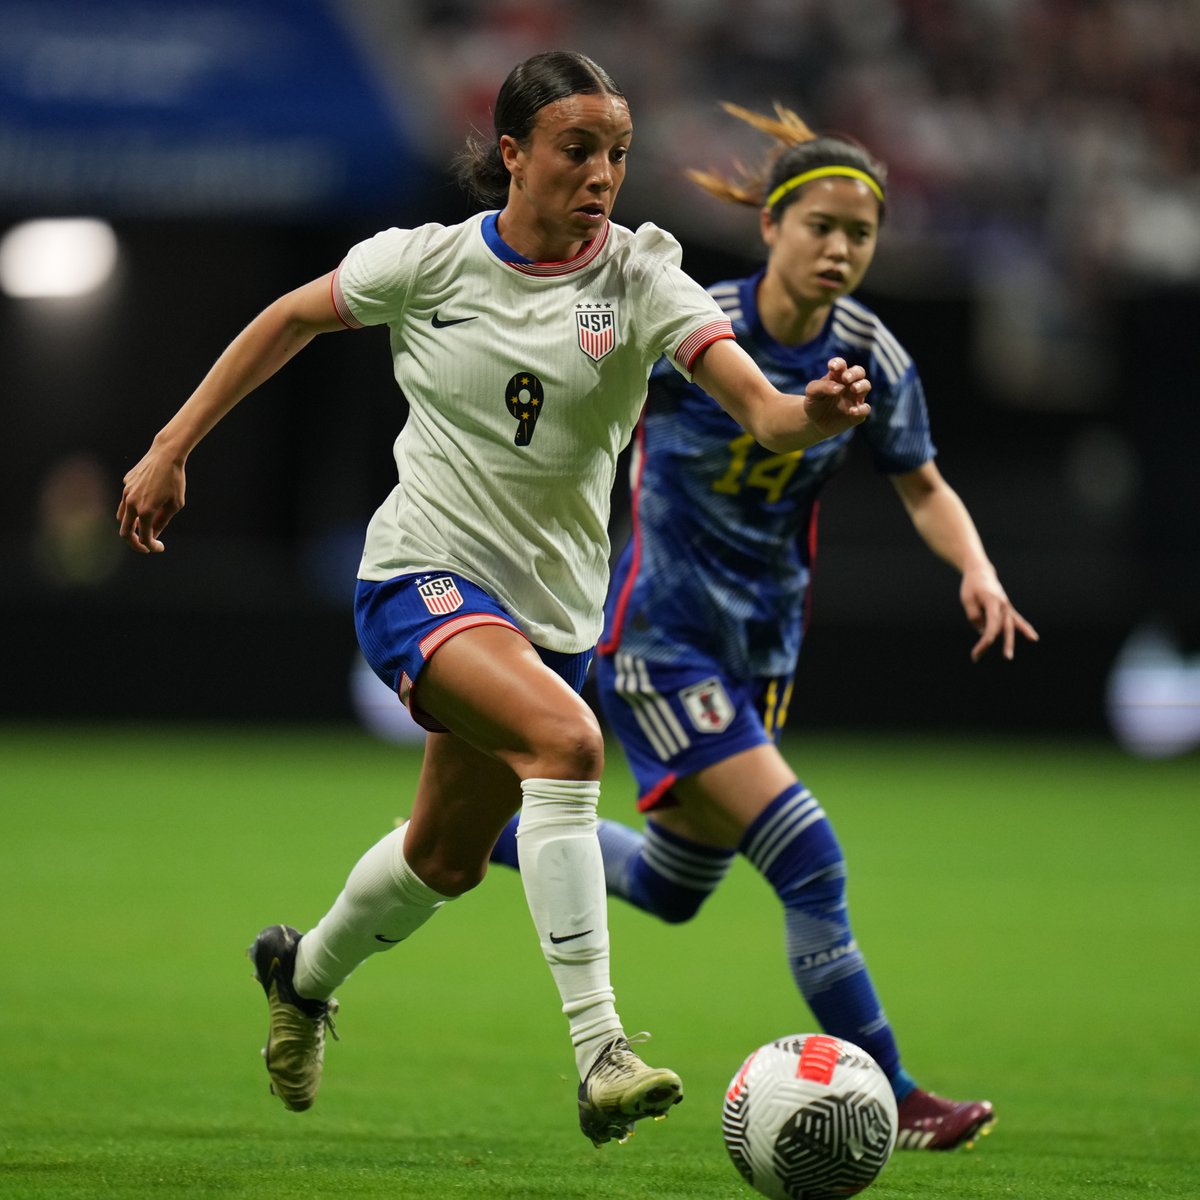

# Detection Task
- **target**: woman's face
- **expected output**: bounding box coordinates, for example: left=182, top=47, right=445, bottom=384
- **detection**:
left=501, top=92, right=632, bottom=256
left=761, top=177, right=880, bottom=307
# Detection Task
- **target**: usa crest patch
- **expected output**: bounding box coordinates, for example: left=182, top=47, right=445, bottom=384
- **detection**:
left=417, top=576, right=464, bottom=615
left=680, top=677, right=735, bottom=734
left=575, top=303, right=617, bottom=362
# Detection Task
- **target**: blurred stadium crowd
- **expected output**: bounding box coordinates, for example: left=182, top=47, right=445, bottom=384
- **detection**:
left=360, top=0, right=1200, bottom=291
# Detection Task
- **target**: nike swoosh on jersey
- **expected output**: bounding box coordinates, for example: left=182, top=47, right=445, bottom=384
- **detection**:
left=430, top=313, right=479, bottom=328
left=374, top=933, right=403, bottom=943
left=548, top=929, right=594, bottom=944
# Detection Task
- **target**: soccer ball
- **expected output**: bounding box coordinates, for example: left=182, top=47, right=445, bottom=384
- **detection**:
left=722, top=1034, right=898, bottom=1200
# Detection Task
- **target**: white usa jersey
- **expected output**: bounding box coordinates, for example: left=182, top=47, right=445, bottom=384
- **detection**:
left=334, top=211, right=733, bottom=653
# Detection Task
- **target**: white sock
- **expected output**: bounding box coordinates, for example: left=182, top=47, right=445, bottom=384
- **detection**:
left=294, top=820, right=450, bottom=999
left=516, top=778, right=623, bottom=1078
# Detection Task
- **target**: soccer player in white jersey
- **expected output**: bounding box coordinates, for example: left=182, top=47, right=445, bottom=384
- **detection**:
left=115, top=55, right=875, bottom=1147
left=488, top=101, right=1039, bottom=1150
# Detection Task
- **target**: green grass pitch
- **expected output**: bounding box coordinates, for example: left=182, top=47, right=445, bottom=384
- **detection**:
left=1, top=724, right=1197, bottom=1199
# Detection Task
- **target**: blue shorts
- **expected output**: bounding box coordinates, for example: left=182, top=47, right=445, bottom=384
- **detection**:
left=356, top=572, right=593, bottom=733
left=594, top=649, right=794, bottom=811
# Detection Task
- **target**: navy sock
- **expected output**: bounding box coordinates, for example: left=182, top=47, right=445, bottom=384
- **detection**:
left=740, top=782, right=904, bottom=1086
left=607, top=818, right=735, bottom=923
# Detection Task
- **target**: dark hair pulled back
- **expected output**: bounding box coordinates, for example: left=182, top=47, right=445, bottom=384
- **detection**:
left=452, top=51, right=626, bottom=207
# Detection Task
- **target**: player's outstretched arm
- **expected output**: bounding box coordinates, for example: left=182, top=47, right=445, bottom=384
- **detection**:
left=691, top=340, right=871, bottom=454
left=891, top=461, right=1039, bottom=661
left=117, top=272, right=346, bottom=554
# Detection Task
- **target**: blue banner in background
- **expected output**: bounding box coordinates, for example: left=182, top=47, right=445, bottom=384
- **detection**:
left=0, top=0, right=425, bottom=218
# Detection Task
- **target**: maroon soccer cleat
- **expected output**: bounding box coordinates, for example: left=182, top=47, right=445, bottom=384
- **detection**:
left=895, top=1088, right=995, bottom=1150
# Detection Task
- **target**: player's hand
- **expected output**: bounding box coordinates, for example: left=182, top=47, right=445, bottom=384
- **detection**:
left=116, top=446, right=186, bottom=553
left=803, top=357, right=872, bottom=438
left=961, top=568, right=1039, bottom=661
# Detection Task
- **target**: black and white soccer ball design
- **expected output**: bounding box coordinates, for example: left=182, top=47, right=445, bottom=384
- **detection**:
left=722, top=1034, right=898, bottom=1200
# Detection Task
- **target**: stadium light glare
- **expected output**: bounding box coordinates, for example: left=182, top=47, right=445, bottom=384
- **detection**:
left=0, top=218, right=119, bottom=298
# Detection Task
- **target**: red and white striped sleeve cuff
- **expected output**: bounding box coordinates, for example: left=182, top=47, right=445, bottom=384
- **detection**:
left=675, top=319, right=735, bottom=372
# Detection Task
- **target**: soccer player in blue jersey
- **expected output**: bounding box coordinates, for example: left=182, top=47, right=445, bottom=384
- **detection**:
left=493, top=102, right=1037, bottom=1150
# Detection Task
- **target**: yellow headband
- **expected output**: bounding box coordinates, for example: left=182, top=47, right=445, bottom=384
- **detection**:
left=766, top=165, right=884, bottom=210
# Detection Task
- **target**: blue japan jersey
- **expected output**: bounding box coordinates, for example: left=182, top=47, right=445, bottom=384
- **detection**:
left=600, top=269, right=936, bottom=679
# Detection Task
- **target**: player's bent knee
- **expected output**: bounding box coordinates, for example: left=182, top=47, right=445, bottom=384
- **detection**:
left=417, top=862, right=485, bottom=898
left=403, top=849, right=487, bottom=898
left=524, top=708, right=604, bottom=781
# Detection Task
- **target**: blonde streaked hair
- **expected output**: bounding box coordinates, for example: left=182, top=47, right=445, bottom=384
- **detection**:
left=688, top=101, right=887, bottom=220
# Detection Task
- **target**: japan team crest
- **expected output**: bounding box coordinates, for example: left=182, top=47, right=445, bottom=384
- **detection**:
left=417, top=576, right=464, bottom=615
left=575, top=302, right=618, bottom=362
left=680, top=677, right=735, bottom=734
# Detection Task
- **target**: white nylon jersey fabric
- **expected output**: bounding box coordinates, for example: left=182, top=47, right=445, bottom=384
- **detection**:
left=335, top=211, right=732, bottom=653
